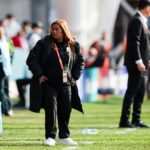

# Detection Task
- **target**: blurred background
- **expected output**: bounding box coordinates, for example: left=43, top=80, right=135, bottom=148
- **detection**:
left=0, top=0, right=149, bottom=110
left=0, top=0, right=136, bottom=47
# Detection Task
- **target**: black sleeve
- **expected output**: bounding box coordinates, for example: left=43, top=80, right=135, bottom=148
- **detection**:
left=128, top=18, right=142, bottom=62
left=26, top=40, right=43, bottom=78
left=72, top=42, right=85, bottom=80
left=148, top=33, right=150, bottom=60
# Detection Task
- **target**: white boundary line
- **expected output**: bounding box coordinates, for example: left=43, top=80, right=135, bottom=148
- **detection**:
left=116, top=128, right=137, bottom=134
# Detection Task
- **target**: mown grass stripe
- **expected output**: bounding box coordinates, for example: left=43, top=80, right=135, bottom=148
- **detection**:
left=0, top=96, right=150, bottom=150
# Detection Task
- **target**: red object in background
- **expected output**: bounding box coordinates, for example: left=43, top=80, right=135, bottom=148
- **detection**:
left=12, top=35, right=23, bottom=48
left=122, top=37, right=127, bottom=54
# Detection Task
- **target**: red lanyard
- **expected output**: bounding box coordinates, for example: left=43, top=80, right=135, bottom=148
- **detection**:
left=54, top=44, right=71, bottom=70
left=54, top=45, right=64, bottom=70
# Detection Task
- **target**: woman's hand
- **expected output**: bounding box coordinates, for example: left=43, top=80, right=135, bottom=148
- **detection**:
left=71, top=79, right=76, bottom=86
left=39, top=76, right=48, bottom=84
left=148, top=61, right=150, bottom=67
left=137, top=63, right=145, bottom=72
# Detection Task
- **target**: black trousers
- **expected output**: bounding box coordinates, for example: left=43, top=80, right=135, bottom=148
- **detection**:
left=120, top=67, right=145, bottom=124
left=43, top=83, right=72, bottom=139
left=16, top=78, right=31, bottom=105
left=0, top=76, right=11, bottom=115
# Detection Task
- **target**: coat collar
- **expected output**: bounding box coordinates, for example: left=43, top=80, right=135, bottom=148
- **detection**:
left=137, top=11, right=148, bottom=24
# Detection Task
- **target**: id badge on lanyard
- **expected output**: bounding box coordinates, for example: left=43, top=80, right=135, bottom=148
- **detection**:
left=54, top=44, right=71, bottom=84
left=63, top=67, right=68, bottom=84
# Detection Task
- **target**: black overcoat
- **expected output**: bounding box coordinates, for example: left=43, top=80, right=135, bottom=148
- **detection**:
left=26, top=36, right=84, bottom=113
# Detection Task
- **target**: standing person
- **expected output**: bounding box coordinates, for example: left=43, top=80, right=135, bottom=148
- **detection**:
left=119, top=0, right=150, bottom=128
left=3, top=14, right=21, bottom=39
left=12, top=30, right=31, bottom=108
left=28, top=22, right=43, bottom=49
left=16, top=22, right=43, bottom=107
left=26, top=19, right=84, bottom=146
left=0, top=26, right=12, bottom=116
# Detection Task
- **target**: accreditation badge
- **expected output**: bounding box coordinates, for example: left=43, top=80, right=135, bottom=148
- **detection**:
left=63, top=68, right=68, bottom=83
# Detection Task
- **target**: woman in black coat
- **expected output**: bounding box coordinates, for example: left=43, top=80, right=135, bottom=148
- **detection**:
left=26, top=19, right=84, bottom=146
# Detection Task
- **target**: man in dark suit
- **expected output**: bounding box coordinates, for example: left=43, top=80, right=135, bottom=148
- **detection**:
left=119, top=0, right=150, bottom=128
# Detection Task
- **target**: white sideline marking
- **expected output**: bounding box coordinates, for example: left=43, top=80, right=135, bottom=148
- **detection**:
left=62, top=141, right=95, bottom=150
left=116, top=128, right=137, bottom=134
left=62, top=146, right=78, bottom=150
left=4, top=140, right=95, bottom=145
left=79, top=141, right=95, bottom=144
left=2, top=140, right=43, bottom=144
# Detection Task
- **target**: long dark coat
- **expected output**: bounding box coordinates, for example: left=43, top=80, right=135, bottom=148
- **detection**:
left=26, top=36, right=84, bottom=113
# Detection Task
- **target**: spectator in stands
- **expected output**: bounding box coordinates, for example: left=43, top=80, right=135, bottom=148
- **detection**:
left=119, top=0, right=150, bottom=128
left=26, top=19, right=84, bottom=146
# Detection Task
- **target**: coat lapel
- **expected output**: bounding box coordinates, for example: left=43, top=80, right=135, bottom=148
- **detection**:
left=136, top=13, right=149, bottom=34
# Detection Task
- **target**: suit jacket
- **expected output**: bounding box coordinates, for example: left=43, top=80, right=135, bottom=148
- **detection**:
left=124, top=12, right=150, bottom=68
left=26, top=35, right=84, bottom=113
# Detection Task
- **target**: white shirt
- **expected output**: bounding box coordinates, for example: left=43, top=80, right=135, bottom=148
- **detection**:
left=137, top=11, right=148, bottom=27
left=28, top=33, right=41, bottom=49
left=4, top=21, right=21, bottom=38
left=0, top=37, right=12, bottom=77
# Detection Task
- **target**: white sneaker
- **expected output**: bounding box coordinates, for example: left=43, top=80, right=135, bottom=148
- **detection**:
left=8, top=110, right=13, bottom=116
left=58, top=138, right=78, bottom=145
left=44, top=138, right=56, bottom=146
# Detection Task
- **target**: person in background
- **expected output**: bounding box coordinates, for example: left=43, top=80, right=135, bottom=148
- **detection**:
left=0, top=20, right=3, bottom=26
left=12, top=30, right=30, bottom=108
left=26, top=19, right=84, bottom=146
left=0, top=26, right=12, bottom=116
left=3, top=14, right=21, bottom=38
left=22, top=21, right=32, bottom=40
left=13, top=21, right=32, bottom=108
left=85, top=41, right=106, bottom=68
left=28, top=22, right=43, bottom=49
left=13, top=22, right=31, bottom=108
left=119, top=0, right=150, bottom=128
